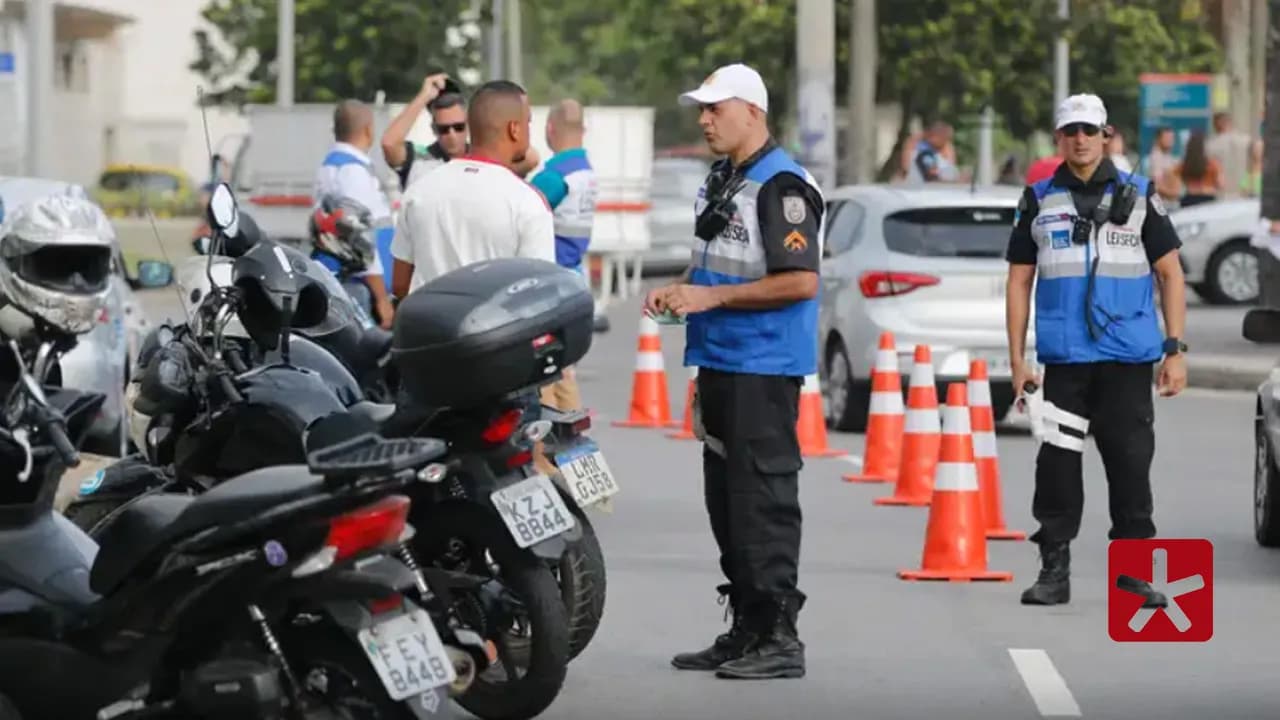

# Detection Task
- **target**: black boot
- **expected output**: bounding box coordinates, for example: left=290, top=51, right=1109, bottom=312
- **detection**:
left=1021, top=541, right=1070, bottom=606
left=671, top=584, right=755, bottom=670
left=715, top=594, right=805, bottom=680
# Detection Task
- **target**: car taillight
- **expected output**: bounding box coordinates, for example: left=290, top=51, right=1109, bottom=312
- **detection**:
left=324, top=495, right=411, bottom=562
left=481, top=408, right=523, bottom=444
left=858, top=271, right=940, bottom=298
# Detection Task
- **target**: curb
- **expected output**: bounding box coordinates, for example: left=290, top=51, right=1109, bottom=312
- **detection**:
left=1186, top=355, right=1274, bottom=392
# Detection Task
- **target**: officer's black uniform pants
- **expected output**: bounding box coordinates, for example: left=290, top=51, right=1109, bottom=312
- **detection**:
left=1032, top=361, right=1158, bottom=545
left=697, top=368, right=805, bottom=607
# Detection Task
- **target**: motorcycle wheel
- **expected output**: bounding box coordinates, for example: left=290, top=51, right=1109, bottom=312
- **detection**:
left=557, top=508, right=607, bottom=661
left=281, top=621, right=419, bottom=720
left=411, top=502, right=569, bottom=720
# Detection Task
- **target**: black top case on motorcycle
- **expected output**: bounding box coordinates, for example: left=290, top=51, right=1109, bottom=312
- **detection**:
left=391, top=258, right=595, bottom=410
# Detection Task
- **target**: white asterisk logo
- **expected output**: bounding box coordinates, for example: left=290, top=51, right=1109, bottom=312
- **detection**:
left=1126, top=547, right=1205, bottom=633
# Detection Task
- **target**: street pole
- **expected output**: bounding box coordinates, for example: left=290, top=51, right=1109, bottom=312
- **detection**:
left=487, top=0, right=505, bottom=81
left=506, top=0, right=523, bottom=85
left=1054, top=0, right=1070, bottom=107
left=977, top=106, right=994, bottom=186
left=847, top=0, right=877, bottom=185
left=1252, top=0, right=1269, bottom=138
left=276, top=0, right=294, bottom=106
left=24, top=0, right=53, bottom=177
left=795, top=0, right=837, bottom=190
left=1257, top=0, right=1280, bottom=311
left=1226, top=0, right=1252, bottom=134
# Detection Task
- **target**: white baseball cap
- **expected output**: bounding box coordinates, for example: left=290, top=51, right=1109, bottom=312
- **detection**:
left=678, top=63, right=769, bottom=113
left=1055, top=93, right=1107, bottom=130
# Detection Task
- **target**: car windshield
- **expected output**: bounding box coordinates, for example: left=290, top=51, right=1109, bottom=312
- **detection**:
left=882, top=206, right=1015, bottom=259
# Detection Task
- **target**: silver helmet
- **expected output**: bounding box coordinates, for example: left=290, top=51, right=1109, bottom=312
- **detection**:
left=0, top=194, right=114, bottom=336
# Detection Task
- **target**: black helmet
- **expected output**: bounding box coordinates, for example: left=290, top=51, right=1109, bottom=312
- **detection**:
left=231, top=240, right=329, bottom=351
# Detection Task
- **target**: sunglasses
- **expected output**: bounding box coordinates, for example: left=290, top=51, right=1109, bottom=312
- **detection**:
left=434, top=122, right=466, bottom=135
left=1059, top=123, right=1101, bottom=137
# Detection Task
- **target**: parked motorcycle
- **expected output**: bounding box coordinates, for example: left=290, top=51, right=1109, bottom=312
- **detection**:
left=0, top=322, right=467, bottom=718
left=69, top=184, right=581, bottom=719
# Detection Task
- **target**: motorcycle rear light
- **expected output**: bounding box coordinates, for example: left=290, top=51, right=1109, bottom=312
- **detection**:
left=324, top=494, right=411, bottom=562
left=368, top=594, right=403, bottom=616
left=481, top=409, right=523, bottom=444
left=858, top=271, right=940, bottom=298
left=531, top=333, right=555, bottom=349
left=506, top=449, right=534, bottom=469
left=571, top=415, right=592, bottom=433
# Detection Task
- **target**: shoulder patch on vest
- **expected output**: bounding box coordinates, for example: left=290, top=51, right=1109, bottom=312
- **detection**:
left=783, top=229, right=808, bottom=254
left=782, top=195, right=807, bottom=224
left=1149, top=194, right=1167, bottom=216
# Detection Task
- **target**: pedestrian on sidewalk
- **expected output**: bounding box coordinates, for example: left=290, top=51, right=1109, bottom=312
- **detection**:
left=645, top=62, right=824, bottom=680
left=1005, top=93, right=1189, bottom=607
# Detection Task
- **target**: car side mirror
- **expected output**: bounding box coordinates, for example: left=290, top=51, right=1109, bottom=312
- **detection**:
left=133, top=260, right=175, bottom=289
left=1243, top=308, right=1280, bottom=344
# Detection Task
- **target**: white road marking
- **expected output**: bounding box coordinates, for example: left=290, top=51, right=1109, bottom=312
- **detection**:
left=1008, top=648, right=1082, bottom=717
left=836, top=455, right=864, bottom=467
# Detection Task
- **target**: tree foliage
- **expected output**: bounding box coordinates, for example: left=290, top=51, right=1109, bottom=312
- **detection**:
left=191, top=0, right=482, bottom=106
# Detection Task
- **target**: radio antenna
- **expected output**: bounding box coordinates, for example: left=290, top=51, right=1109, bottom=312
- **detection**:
left=197, top=85, right=224, bottom=314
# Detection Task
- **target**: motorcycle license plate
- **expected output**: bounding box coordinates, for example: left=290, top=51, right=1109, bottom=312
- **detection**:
left=357, top=608, right=457, bottom=701
left=555, top=439, right=620, bottom=508
left=490, top=474, right=577, bottom=548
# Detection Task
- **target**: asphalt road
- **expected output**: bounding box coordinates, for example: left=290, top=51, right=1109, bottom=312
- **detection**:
left=129, top=268, right=1280, bottom=720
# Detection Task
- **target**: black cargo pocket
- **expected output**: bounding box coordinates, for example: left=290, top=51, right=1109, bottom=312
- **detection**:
left=747, top=435, right=803, bottom=477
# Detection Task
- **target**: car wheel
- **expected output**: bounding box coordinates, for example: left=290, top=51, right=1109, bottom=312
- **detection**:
left=1205, top=239, right=1260, bottom=305
left=822, top=340, right=867, bottom=433
left=1255, top=415, right=1280, bottom=547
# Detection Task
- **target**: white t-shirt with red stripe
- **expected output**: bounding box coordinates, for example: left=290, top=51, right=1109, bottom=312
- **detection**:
left=390, top=154, right=555, bottom=293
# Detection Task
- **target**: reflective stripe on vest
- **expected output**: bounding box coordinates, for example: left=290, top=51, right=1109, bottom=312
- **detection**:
left=684, top=146, right=822, bottom=377
left=1029, top=172, right=1163, bottom=365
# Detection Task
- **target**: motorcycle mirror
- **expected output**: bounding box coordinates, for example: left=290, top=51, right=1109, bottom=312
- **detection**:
left=1243, top=308, right=1280, bottom=344
left=207, top=183, right=240, bottom=239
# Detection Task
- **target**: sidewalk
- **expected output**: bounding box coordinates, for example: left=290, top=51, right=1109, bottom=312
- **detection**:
left=1186, top=352, right=1274, bottom=392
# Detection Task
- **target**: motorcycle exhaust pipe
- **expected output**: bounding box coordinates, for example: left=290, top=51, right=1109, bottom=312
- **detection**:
left=446, top=646, right=476, bottom=696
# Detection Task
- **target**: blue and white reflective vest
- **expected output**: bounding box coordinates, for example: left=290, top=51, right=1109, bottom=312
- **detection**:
left=684, top=147, right=822, bottom=377
left=1029, top=172, right=1163, bottom=365
left=542, top=149, right=598, bottom=270
left=314, top=147, right=395, bottom=293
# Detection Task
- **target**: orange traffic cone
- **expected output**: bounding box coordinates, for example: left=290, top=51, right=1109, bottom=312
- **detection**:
left=612, top=314, right=679, bottom=429
left=796, top=373, right=846, bottom=458
left=968, top=360, right=1025, bottom=541
left=844, top=332, right=904, bottom=483
left=874, top=345, right=940, bottom=507
left=899, top=383, right=1013, bottom=582
left=667, top=366, right=699, bottom=440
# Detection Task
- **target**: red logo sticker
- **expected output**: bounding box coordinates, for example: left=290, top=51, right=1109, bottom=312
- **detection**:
left=1107, top=539, right=1212, bottom=643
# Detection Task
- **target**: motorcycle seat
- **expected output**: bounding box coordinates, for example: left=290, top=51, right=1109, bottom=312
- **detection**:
left=89, top=465, right=325, bottom=596
left=349, top=400, right=397, bottom=425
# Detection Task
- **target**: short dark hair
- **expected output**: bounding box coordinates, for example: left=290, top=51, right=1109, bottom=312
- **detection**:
left=468, top=80, right=528, bottom=146
left=1156, top=125, right=1174, bottom=136
left=429, top=92, right=466, bottom=112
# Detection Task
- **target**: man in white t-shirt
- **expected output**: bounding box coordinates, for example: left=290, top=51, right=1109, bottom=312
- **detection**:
left=390, top=80, right=555, bottom=297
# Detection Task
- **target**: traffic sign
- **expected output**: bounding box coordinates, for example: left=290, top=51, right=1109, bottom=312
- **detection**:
left=1137, top=73, right=1214, bottom=175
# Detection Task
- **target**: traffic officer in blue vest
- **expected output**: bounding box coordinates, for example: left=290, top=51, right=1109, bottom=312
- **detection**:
left=1005, top=93, right=1188, bottom=606
left=645, top=63, right=823, bottom=680
left=530, top=98, right=598, bottom=411
left=313, top=99, right=397, bottom=328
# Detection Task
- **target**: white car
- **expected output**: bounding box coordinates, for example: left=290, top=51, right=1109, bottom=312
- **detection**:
left=818, top=184, right=1031, bottom=431
left=0, top=176, right=173, bottom=456
left=1169, top=197, right=1261, bottom=305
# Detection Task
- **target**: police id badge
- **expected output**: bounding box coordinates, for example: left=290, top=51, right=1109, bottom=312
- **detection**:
left=782, top=195, right=807, bottom=224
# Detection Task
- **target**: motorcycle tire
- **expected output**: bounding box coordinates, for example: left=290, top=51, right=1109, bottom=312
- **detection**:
left=410, top=502, right=569, bottom=720
left=280, top=620, right=420, bottom=719
left=557, top=508, right=607, bottom=661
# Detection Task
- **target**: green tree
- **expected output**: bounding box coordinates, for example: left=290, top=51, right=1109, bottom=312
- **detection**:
left=191, top=0, right=482, bottom=106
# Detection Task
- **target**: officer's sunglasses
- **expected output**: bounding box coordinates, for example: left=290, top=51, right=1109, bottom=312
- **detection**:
left=1059, top=123, right=1101, bottom=137
left=434, top=122, right=466, bottom=135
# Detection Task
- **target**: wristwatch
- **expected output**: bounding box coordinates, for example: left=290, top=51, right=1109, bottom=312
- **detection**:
left=1162, top=337, right=1188, bottom=356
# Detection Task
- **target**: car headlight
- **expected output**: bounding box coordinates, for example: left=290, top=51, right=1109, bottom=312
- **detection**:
left=1175, top=221, right=1206, bottom=241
